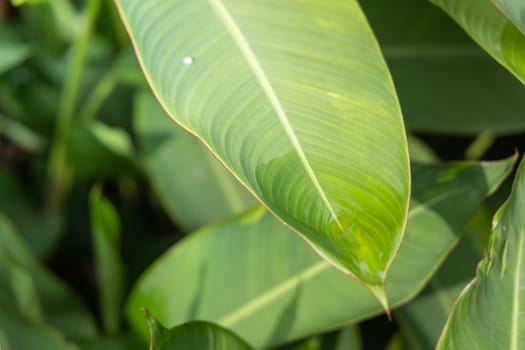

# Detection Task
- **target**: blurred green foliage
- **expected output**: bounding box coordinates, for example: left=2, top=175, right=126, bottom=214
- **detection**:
left=0, top=0, right=523, bottom=349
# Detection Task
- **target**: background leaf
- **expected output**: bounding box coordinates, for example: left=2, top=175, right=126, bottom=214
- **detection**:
left=115, top=0, right=410, bottom=296
left=0, top=215, right=97, bottom=341
left=0, top=307, right=80, bottom=350
left=407, top=135, right=439, bottom=162
left=0, top=40, right=31, bottom=74
left=0, top=167, right=62, bottom=257
left=90, top=185, right=126, bottom=333
left=428, top=0, right=525, bottom=84
left=134, top=91, right=256, bottom=231
left=126, top=158, right=514, bottom=349
left=362, top=0, right=525, bottom=135
left=332, top=327, right=362, bottom=350
left=436, top=157, right=525, bottom=349
left=394, top=206, right=492, bottom=349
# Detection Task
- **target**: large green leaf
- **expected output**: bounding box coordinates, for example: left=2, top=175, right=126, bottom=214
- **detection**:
left=0, top=215, right=97, bottom=340
left=429, top=0, right=525, bottom=84
left=116, top=0, right=410, bottom=299
left=362, top=0, right=525, bottom=135
left=126, top=159, right=514, bottom=349
left=436, top=157, right=525, bottom=349
left=145, top=311, right=252, bottom=350
left=134, top=91, right=256, bottom=231
left=494, top=0, right=525, bottom=34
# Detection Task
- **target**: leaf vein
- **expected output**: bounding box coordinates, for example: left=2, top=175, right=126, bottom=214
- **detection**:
left=206, top=0, right=343, bottom=231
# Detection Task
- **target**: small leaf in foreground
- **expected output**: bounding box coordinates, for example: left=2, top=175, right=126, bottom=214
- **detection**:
left=145, top=310, right=252, bottom=350
left=436, top=157, right=525, bottom=349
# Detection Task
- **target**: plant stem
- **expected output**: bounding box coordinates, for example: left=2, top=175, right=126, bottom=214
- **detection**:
left=78, top=62, right=120, bottom=123
left=46, top=0, right=101, bottom=209
left=465, top=132, right=495, bottom=160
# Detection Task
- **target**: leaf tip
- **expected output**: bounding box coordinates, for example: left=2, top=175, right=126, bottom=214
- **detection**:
left=144, top=309, right=169, bottom=350
left=369, top=284, right=391, bottom=318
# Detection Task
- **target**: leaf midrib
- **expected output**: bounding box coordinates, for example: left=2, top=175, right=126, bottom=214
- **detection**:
left=206, top=0, right=343, bottom=231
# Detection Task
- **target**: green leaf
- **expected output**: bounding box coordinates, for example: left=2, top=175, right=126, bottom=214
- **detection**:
left=395, top=208, right=491, bottom=349
left=284, top=338, right=322, bottom=350
left=0, top=215, right=97, bottom=339
left=88, top=121, right=134, bottom=158
left=0, top=40, right=31, bottom=74
left=126, top=158, right=514, bottom=348
left=134, top=91, right=256, bottom=231
left=0, top=114, right=47, bottom=153
left=90, top=185, right=126, bottom=333
left=429, top=0, right=525, bottom=84
left=145, top=310, right=252, bottom=350
left=332, top=327, right=362, bottom=350
left=7, top=257, right=45, bottom=323
left=362, top=0, right=525, bottom=135
left=0, top=167, right=62, bottom=257
left=384, top=333, right=405, bottom=350
left=436, top=157, right=525, bottom=349
left=0, top=306, right=80, bottom=350
left=116, top=0, right=410, bottom=299
left=69, top=124, right=136, bottom=181
left=9, top=0, right=48, bottom=6
left=407, top=135, right=438, bottom=162
left=493, top=0, right=525, bottom=34
left=75, top=333, right=145, bottom=350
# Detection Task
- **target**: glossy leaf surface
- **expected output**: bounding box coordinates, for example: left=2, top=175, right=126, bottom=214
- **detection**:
left=436, top=157, right=525, bottom=349
left=363, top=0, right=525, bottom=135
left=494, top=0, right=525, bottom=33
left=146, top=311, right=252, bottom=350
left=116, top=0, right=410, bottom=296
left=134, top=91, right=256, bottom=231
left=126, top=159, right=514, bottom=348
left=429, top=0, right=525, bottom=84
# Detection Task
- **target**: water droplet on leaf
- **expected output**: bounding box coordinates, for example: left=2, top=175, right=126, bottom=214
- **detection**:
left=182, top=56, right=194, bottom=65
